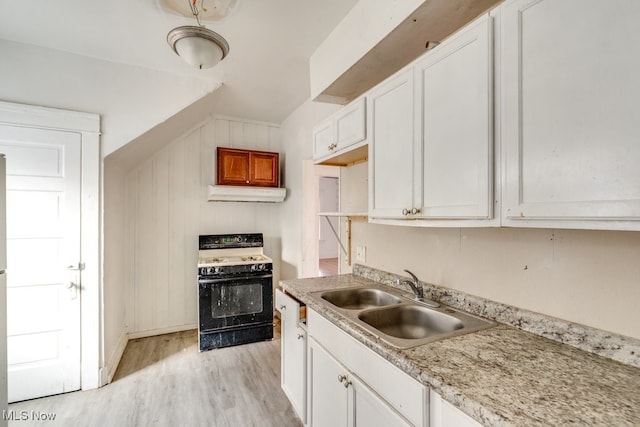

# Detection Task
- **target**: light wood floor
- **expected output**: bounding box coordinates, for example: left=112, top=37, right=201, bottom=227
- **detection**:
left=8, top=327, right=302, bottom=427
left=319, top=257, right=338, bottom=276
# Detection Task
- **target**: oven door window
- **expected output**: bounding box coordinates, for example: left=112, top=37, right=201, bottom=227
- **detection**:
left=199, top=274, right=273, bottom=331
left=211, top=281, right=263, bottom=318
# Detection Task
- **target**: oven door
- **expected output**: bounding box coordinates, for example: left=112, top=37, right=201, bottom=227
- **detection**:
left=198, top=273, right=273, bottom=332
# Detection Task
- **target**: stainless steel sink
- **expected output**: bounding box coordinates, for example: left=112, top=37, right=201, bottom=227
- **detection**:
left=319, top=288, right=402, bottom=310
left=358, top=305, right=463, bottom=339
left=310, top=285, right=496, bottom=348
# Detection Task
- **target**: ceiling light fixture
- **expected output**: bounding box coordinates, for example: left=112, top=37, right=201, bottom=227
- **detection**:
left=167, top=0, right=230, bottom=69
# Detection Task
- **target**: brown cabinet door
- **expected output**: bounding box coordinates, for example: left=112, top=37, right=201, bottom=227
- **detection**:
left=217, top=148, right=250, bottom=185
left=250, top=151, right=279, bottom=187
left=217, top=147, right=279, bottom=187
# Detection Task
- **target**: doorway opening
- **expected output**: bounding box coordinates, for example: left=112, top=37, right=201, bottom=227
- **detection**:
left=300, top=160, right=340, bottom=278
left=318, top=177, right=339, bottom=276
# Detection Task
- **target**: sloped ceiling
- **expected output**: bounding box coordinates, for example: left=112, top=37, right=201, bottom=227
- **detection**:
left=0, top=0, right=357, bottom=126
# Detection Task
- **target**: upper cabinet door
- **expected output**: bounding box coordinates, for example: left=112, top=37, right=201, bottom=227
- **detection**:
left=501, top=0, right=640, bottom=230
left=415, top=13, right=493, bottom=219
left=217, top=148, right=250, bottom=185
left=313, top=97, right=367, bottom=164
left=249, top=151, right=279, bottom=187
left=334, top=97, right=366, bottom=149
left=368, top=68, right=417, bottom=219
left=313, top=118, right=335, bottom=160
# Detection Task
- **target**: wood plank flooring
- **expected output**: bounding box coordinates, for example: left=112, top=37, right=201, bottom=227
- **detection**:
left=319, top=257, right=338, bottom=276
left=8, top=328, right=303, bottom=427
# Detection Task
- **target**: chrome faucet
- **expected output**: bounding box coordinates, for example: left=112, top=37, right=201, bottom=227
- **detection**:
left=398, top=269, right=440, bottom=308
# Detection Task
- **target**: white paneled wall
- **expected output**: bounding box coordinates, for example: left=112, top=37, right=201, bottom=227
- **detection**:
left=125, top=117, right=281, bottom=336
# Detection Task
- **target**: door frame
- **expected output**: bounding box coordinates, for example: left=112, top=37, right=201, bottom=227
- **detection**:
left=301, top=160, right=340, bottom=277
left=0, top=101, right=102, bottom=391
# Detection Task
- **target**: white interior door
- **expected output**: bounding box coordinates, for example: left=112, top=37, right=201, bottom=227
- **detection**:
left=0, top=124, right=82, bottom=402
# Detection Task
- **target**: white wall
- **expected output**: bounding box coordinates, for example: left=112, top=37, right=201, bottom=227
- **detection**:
left=340, top=163, right=640, bottom=340
left=0, top=39, right=219, bottom=156
left=120, top=116, right=281, bottom=336
left=102, top=159, right=128, bottom=379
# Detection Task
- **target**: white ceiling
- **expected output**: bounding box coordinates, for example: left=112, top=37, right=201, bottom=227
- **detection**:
left=0, top=0, right=357, bottom=124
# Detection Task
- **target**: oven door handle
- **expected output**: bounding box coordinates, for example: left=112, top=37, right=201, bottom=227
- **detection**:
left=198, top=274, right=273, bottom=285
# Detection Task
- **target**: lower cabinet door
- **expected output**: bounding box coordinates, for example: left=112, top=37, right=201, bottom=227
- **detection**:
left=351, top=374, right=412, bottom=427
left=430, top=390, right=482, bottom=427
left=308, top=338, right=349, bottom=427
left=277, top=289, right=306, bottom=422
left=308, top=337, right=412, bottom=427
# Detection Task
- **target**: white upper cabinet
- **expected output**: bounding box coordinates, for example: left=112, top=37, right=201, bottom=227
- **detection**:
left=368, top=68, right=417, bottom=219
left=501, top=0, right=640, bottom=230
left=415, top=13, right=494, bottom=219
left=368, top=14, right=495, bottom=224
left=313, top=97, right=366, bottom=165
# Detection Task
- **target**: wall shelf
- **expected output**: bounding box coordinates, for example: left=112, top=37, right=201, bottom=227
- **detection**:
left=318, top=212, right=368, bottom=265
left=208, top=185, right=286, bottom=203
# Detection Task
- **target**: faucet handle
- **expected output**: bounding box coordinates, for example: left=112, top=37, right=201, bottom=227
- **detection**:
left=404, top=269, right=419, bottom=283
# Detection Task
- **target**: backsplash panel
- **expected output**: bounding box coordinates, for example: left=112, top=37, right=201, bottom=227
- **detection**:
left=353, top=264, right=640, bottom=368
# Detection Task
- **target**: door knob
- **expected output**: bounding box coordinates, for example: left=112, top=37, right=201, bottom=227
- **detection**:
left=66, top=281, right=78, bottom=300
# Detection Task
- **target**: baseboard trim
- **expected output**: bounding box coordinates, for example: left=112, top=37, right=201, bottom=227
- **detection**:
left=127, top=324, right=197, bottom=340
left=104, top=331, right=128, bottom=386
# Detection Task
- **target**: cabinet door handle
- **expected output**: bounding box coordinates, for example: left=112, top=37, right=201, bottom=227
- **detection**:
left=297, top=333, right=304, bottom=340
left=411, top=207, right=420, bottom=215
left=343, top=379, right=352, bottom=388
left=338, top=374, right=346, bottom=383
left=279, top=304, right=286, bottom=310
left=402, top=208, right=410, bottom=216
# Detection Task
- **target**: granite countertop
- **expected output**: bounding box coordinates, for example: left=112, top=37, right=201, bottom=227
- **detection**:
left=280, top=274, right=640, bottom=426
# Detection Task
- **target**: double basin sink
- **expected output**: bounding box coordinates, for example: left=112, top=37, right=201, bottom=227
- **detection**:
left=310, top=285, right=495, bottom=349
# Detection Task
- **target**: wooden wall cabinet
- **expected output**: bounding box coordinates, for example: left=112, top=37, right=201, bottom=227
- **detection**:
left=216, top=147, right=279, bottom=188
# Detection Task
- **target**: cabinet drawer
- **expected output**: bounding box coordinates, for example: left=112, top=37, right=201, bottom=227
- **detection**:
left=276, top=289, right=302, bottom=324
left=308, top=309, right=426, bottom=426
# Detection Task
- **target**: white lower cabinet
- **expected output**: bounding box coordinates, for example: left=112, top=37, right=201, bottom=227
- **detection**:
left=308, top=337, right=411, bottom=427
left=307, top=309, right=426, bottom=427
left=275, top=289, right=307, bottom=423
left=430, top=391, right=482, bottom=427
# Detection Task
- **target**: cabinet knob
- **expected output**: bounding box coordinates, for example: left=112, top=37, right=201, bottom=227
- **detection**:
left=411, top=208, right=420, bottom=215
left=402, top=208, right=410, bottom=216
left=279, top=304, right=286, bottom=310
left=343, top=379, right=352, bottom=388
left=338, top=374, right=346, bottom=383
left=297, top=333, right=304, bottom=340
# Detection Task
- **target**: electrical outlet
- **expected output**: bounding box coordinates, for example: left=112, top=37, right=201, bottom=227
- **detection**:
left=356, top=246, right=366, bottom=263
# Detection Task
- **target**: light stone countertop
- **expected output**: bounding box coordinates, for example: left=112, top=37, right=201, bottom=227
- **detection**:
left=280, top=273, right=640, bottom=426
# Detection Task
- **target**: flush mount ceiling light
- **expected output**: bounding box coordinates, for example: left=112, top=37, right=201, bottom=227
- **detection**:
left=160, top=0, right=239, bottom=21
left=167, top=0, right=232, bottom=69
